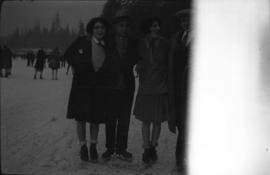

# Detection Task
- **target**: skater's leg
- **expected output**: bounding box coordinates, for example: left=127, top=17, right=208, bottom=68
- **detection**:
left=142, top=122, right=151, bottom=149
left=51, top=70, right=54, bottom=80
left=89, top=123, right=99, bottom=161
left=76, top=121, right=88, bottom=161
left=55, top=69, right=58, bottom=80
left=90, top=123, right=99, bottom=144
left=151, top=122, right=161, bottom=146
left=76, top=121, right=86, bottom=145
left=142, top=122, right=152, bottom=164
left=40, top=71, right=43, bottom=79
left=149, top=122, right=161, bottom=162
left=34, top=70, right=38, bottom=79
left=116, top=92, right=132, bottom=151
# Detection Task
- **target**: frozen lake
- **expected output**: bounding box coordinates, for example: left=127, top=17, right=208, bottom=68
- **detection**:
left=1, top=58, right=177, bottom=175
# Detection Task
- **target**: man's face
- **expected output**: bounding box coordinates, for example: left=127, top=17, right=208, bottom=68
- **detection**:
left=150, top=21, right=161, bottom=36
left=115, top=21, right=130, bottom=37
left=180, top=16, right=190, bottom=31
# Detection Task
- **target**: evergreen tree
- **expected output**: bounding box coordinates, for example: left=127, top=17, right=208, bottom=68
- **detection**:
left=51, top=11, right=61, bottom=34
left=78, top=20, right=85, bottom=36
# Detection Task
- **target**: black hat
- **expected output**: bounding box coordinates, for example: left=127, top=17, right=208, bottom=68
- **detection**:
left=114, top=9, right=133, bottom=23
left=175, top=9, right=191, bottom=18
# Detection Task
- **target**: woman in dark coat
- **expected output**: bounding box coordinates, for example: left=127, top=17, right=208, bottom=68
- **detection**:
left=34, top=48, right=46, bottom=79
left=48, top=47, right=61, bottom=80
left=134, top=18, right=170, bottom=164
left=64, top=17, right=109, bottom=162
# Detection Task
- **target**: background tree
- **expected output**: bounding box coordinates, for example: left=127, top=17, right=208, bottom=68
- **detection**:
left=78, top=20, right=85, bottom=36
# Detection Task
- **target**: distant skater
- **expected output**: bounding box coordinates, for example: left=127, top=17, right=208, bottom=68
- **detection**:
left=34, top=48, right=46, bottom=79
left=26, top=50, right=35, bottom=67
left=48, top=47, right=61, bottom=80
left=60, top=55, right=66, bottom=68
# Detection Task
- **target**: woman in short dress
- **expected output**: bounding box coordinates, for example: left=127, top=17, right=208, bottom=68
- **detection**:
left=64, top=17, right=109, bottom=162
left=134, top=17, right=170, bottom=164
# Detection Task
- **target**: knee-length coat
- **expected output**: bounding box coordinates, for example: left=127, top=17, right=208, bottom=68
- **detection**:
left=64, top=36, right=111, bottom=123
left=168, top=31, right=191, bottom=133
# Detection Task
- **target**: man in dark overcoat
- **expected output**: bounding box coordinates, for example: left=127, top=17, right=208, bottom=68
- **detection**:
left=102, top=9, right=139, bottom=161
left=168, top=9, right=192, bottom=174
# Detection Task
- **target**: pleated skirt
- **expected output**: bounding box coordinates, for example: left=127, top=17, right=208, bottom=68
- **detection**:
left=134, top=93, right=169, bottom=124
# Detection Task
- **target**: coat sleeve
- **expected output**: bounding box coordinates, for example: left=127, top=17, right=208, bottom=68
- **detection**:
left=63, top=37, right=90, bottom=70
left=167, top=35, right=178, bottom=133
left=134, top=39, right=144, bottom=76
left=63, top=37, right=80, bottom=66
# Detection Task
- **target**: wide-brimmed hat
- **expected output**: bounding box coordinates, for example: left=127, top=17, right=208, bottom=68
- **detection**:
left=175, top=9, right=191, bottom=18
left=114, top=9, right=133, bottom=23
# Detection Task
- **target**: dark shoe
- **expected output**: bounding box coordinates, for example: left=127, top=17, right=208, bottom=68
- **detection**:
left=150, top=146, right=157, bottom=162
left=176, top=165, right=186, bottom=174
left=116, top=149, right=132, bottom=161
left=142, top=148, right=151, bottom=164
left=79, top=144, right=89, bottom=161
left=89, top=143, right=98, bottom=162
left=102, top=149, right=114, bottom=161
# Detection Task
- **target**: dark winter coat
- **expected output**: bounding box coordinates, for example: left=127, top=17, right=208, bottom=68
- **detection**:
left=64, top=36, right=111, bottom=123
left=106, top=36, right=139, bottom=93
left=48, top=49, right=60, bottom=70
left=34, top=49, right=46, bottom=71
left=1, top=46, right=13, bottom=69
left=26, top=51, right=35, bottom=62
left=168, top=31, right=191, bottom=133
left=104, top=36, right=139, bottom=117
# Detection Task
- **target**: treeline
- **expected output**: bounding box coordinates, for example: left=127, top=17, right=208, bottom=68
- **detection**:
left=1, top=12, right=85, bottom=50
left=2, top=0, right=189, bottom=50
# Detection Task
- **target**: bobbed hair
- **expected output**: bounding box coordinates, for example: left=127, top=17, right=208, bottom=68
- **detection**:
left=141, top=17, right=162, bottom=34
left=86, top=17, right=109, bottom=35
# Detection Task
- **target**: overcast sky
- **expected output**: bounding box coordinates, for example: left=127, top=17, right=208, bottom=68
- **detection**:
left=0, top=0, right=106, bottom=36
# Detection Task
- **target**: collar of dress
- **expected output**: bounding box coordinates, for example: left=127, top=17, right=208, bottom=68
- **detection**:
left=92, top=36, right=105, bottom=46
left=144, top=35, right=161, bottom=48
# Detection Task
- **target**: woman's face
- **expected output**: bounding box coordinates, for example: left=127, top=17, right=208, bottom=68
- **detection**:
left=93, top=21, right=106, bottom=40
left=150, top=21, right=160, bottom=36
